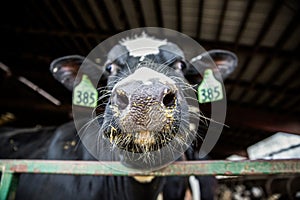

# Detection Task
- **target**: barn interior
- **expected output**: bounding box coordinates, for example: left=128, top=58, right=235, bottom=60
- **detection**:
left=1, top=0, right=300, bottom=198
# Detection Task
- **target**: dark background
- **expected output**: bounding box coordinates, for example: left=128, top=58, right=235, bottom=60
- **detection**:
left=0, top=0, right=299, bottom=159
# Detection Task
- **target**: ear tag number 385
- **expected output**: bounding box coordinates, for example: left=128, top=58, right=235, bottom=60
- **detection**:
left=198, top=69, right=223, bottom=103
left=73, top=74, right=98, bottom=108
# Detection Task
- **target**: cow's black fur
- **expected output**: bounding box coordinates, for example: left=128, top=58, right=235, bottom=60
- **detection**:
left=0, top=122, right=175, bottom=200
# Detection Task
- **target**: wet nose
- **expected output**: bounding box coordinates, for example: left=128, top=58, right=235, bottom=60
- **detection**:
left=112, top=83, right=177, bottom=110
left=113, top=89, right=129, bottom=110
left=161, top=88, right=177, bottom=107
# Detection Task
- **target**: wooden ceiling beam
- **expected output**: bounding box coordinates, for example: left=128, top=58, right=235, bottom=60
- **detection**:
left=195, top=0, right=204, bottom=39
left=94, top=0, right=117, bottom=31
left=13, top=28, right=112, bottom=40
left=233, top=4, right=299, bottom=104
left=231, top=0, right=282, bottom=103
left=252, top=0, right=282, bottom=47
left=153, top=0, right=163, bottom=27
left=234, top=0, right=255, bottom=47
left=6, top=28, right=299, bottom=61
left=114, top=0, right=130, bottom=30
left=85, top=0, right=106, bottom=31
left=273, top=9, right=300, bottom=51
left=226, top=56, right=251, bottom=97
left=236, top=56, right=271, bottom=101
left=215, top=0, right=228, bottom=41
left=133, top=0, right=146, bottom=27
left=176, top=0, right=182, bottom=32
left=249, top=60, right=292, bottom=104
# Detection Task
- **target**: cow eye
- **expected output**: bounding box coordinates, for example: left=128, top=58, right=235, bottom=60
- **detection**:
left=174, top=61, right=187, bottom=71
left=105, top=63, right=119, bottom=74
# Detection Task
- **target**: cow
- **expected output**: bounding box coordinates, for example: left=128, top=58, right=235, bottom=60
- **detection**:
left=0, top=30, right=237, bottom=200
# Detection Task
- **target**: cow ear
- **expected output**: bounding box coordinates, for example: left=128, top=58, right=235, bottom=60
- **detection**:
left=50, top=55, right=84, bottom=91
left=50, top=55, right=104, bottom=91
left=186, top=50, right=238, bottom=84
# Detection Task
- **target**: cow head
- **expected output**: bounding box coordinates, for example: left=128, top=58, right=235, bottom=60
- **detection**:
left=50, top=31, right=237, bottom=170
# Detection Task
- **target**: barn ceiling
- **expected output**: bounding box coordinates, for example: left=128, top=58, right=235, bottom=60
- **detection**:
left=0, top=0, right=299, bottom=159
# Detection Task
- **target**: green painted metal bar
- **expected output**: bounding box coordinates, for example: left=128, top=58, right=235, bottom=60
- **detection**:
left=0, top=171, right=18, bottom=200
left=1, top=159, right=300, bottom=176
left=1, top=159, right=300, bottom=199
left=0, top=173, right=12, bottom=200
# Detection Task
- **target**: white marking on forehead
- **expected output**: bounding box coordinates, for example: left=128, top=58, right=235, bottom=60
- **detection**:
left=144, top=81, right=153, bottom=85
left=120, top=32, right=167, bottom=58
left=114, top=67, right=175, bottom=88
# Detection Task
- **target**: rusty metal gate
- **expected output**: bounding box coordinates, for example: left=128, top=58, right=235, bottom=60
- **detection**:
left=1, top=159, right=300, bottom=199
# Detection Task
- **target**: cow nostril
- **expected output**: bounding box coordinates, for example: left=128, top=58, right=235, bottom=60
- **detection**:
left=116, top=93, right=129, bottom=110
left=163, top=91, right=176, bottom=107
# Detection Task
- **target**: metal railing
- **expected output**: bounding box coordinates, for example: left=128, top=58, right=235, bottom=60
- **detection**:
left=1, top=159, right=300, bottom=199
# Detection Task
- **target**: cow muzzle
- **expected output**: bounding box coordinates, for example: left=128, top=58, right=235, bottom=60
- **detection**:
left=105, top=67, right=183, bottom=153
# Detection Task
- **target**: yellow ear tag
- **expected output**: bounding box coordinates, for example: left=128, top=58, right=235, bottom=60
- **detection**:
left=73, top=74, right=98, bottom=108
left=198, top=69, right=223, bottom=103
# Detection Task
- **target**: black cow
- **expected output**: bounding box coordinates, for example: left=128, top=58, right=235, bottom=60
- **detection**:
left=0, top=31, right=237, bottom=200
